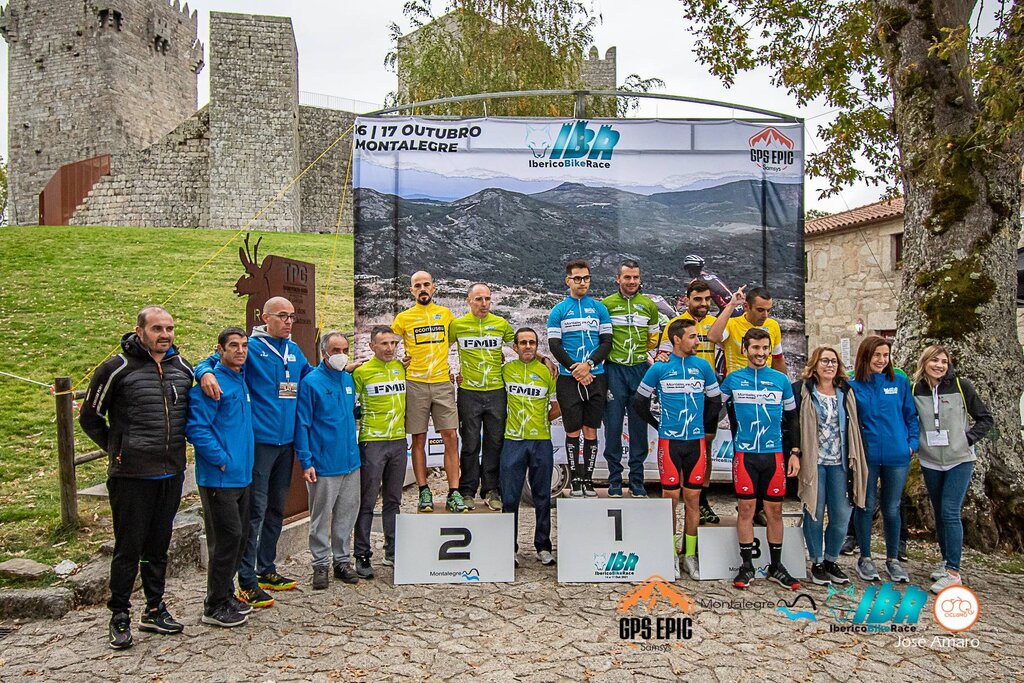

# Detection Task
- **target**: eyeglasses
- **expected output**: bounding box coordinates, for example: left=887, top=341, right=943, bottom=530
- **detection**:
left=268, top=313, right=298, bottom=322
left=569, top=275, right=592, bottom=284
left=818, top=358, right=839, bottom=366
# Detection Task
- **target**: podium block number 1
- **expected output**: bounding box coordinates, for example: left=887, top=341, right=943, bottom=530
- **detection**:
left=608, top=509, right=622, bottom=541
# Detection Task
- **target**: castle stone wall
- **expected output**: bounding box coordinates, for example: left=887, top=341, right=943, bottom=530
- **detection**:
left=208, top=11, right=299, bottom=232
left=70, top=108, right=209, bottom=227
left=298, top=105, right=355, bottom=233
left=581, top=46, right=616, bottom=90
left=1, top=0, right=202, bottom=225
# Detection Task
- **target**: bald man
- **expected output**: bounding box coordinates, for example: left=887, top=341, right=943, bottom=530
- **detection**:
left=391, top=271, right=466, bottom=513
left=196, top=296, right=313, bottom=608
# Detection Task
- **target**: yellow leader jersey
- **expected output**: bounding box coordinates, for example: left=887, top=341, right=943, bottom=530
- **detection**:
left=720, top=315, right=783, bottom=374
left=392, top=302, right=455, bottom=383
left=658, top=311, right=718, bottom=367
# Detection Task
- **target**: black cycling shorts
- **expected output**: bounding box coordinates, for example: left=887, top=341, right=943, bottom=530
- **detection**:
left=657, top=438, right=707, bottom=491
left=733, top=451, right=786, bottom=502
left=556, top=374, right=607, bottom=433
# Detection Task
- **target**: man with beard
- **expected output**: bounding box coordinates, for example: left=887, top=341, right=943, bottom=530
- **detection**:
left=392, top=271, right=467, bottom=513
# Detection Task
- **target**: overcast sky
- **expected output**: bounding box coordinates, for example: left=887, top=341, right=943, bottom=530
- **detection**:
left=0, top=0, right=891, bottom=213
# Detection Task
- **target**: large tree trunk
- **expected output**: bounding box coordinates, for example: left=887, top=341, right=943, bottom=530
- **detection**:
left=876, top=0, right=1024, bottom=551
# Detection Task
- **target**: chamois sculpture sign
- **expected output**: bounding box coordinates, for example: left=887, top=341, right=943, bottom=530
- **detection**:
left=235, top=234, right=317, bottom=361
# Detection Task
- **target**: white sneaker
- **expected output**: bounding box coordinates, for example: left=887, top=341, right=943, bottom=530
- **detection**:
left=536, top=550, right=556, bottom=566
left=682, top=555, right=700, bottom=580
left=930, top=563, right=948, bottom=581
left=673, top=564, right=681, bottom=581
left=930, top=571, right=962, bottom=594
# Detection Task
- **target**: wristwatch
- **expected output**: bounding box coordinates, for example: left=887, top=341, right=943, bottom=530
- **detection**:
left=586, top=359, right=596, bottom=370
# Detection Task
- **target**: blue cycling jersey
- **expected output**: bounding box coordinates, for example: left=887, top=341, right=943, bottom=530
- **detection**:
left=546, top=295, right=612, bottom=376
left=637, top=353, right=721, bottom=440
left=719, top=365, right=795, bottom=452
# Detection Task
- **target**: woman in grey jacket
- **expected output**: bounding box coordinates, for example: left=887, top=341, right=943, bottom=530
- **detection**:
left=912, top=345, right=992, bottom=594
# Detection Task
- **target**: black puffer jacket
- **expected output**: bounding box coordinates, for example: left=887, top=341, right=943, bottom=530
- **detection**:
left=80, top=333, right=194, bottom=478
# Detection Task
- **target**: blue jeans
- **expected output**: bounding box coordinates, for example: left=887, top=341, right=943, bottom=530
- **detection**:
left=921, top=462, right=974, bottom=572
left=238, top=442, right=294, bottom=588
left=602, top=362, right=649, bottom=491
left=499, top=439, right=553, bottom=552
left=803, top=464, right=853, bottom=563
left=855, top=462, right=908, bottom=559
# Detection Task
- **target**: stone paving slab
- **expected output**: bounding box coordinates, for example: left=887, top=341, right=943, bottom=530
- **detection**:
left=1, top=487, right=1021, bottom=682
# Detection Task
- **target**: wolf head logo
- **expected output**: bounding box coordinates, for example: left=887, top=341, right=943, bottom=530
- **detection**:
left=526, top=125, right=553, bottom=159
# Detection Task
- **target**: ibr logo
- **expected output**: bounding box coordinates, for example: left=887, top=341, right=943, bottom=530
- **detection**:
left=551, top=120, right=620, bottom=160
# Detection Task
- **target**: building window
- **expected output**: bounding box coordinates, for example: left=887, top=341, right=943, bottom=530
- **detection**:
left=892, top=233, right=904, bottom=270
left=99, top=9, right=123, bottom=30
left=877, top=329, right=897, bottom=343
left=804, top=250, right=809, bottom=283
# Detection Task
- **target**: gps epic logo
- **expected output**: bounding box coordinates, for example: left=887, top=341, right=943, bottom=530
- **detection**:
left=527, top=121, right=620, bottom=169
left=748, top=127, right=795, bottom=172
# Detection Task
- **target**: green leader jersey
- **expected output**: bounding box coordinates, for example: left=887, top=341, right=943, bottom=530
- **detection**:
left=352, top=357, right=407, bottom=442
left=601, top=291, right=661, bottom=366
left=449, top=312, right=515, bottom=391
left=503, top=359, right=557, bottom=440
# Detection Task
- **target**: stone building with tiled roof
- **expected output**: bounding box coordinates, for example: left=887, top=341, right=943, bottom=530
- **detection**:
left=804, top=198, right=1023, bottom=366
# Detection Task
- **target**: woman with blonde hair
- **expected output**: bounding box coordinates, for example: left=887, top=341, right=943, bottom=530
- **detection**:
left=789, top=346, right=868, bottom=585
left=912, top=345, right=992, bottom=593
left=849, top=335, right=919, bottom=583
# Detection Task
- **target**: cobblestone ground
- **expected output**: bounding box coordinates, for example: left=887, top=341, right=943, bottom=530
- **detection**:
left=1, top=486, right=1022, bottom=682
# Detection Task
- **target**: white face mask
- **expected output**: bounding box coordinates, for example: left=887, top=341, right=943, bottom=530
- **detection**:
left=326, top=353, right=349, bottom=371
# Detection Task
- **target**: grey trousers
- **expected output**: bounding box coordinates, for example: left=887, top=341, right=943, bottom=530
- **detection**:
left=355, top=440, right=407, bottom=560
left=307, top=470, right=361, bottom=569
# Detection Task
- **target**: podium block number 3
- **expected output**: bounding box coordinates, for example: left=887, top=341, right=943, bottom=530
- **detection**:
left=608, top=509, right=622, bottom=542
left=439, top=528, right=472, bottom=561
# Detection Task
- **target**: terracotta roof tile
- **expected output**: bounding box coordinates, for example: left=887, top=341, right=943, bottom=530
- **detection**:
left=806, top=197, right=904, bottom=235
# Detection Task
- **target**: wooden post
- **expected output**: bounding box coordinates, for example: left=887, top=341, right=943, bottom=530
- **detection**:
left=54, top=376, right=79, bottom=529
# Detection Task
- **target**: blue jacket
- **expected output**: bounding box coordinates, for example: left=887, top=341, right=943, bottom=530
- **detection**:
left=294, top=362, right=360, bottom=476
left=185, top=364, right=254, bottom=488
left=195, top=327, right=312, bottom=446
left=849, top=372, right=920, bottom=466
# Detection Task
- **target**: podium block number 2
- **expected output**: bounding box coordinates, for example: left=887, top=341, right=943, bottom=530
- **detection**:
left=608, top=509, right=623, bottom=541
left=439, top=527, right=472, bottom=561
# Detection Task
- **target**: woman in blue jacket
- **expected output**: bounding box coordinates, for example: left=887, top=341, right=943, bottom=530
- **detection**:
left=849, top=336, right=919, bottom=584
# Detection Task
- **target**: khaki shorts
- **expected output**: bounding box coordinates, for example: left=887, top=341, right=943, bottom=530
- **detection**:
left=405, top=380, right=458, bottom=434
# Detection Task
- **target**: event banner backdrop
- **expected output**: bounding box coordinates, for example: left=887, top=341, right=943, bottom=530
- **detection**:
left=352, top=116, right=806, bottom=472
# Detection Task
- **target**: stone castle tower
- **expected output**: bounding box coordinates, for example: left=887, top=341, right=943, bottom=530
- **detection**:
left=0, top=0, right=204, bottom=224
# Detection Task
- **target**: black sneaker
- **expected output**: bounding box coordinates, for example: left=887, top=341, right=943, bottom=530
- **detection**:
left=334, top=564, right=360, bottom=584
left=768, top=563, right=801, bottom=590
left=569, top=478, right=584, bottom=497
left=840, top=535, right=857, bottom=556
left=897, top=540, right=909, bottom=562
left=582, top=480, right=597, bottom=498
left=258, top=571, right=298, bottom=591
left=753, top=509, right=768, bottom=527
left=139, top=602, right=184, bottom=634
left=229, top=595, right=253, bottom=615
left=823, top=560, right=850, bottom=584
left=699, top=502, right=721, bottom=525
left=201, top=604, right=248, bottom=628
left=809, top=563, right=831, bottom=586
left=733, top=563, right=756, bottom=589
left=312, top=565, right=329, bottom=590
left=108, top=612, right=134, bottom=650
left=355, top=555, right=374, bottom=579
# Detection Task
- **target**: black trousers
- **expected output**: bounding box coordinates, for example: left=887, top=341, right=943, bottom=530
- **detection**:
left=199, top=485, right=250, bottom=611
left=458, top=388, right=507, bottom=497
left=106, top=472, right=184, bottom=613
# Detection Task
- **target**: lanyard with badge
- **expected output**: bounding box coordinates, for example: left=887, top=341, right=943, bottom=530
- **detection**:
left=926, top=384, right=949, bottom=447
left=261, top=338, right=297, bottom=399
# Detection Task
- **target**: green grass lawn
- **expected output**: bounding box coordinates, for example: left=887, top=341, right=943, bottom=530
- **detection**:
left=0, top=225, right=353, bottom=574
